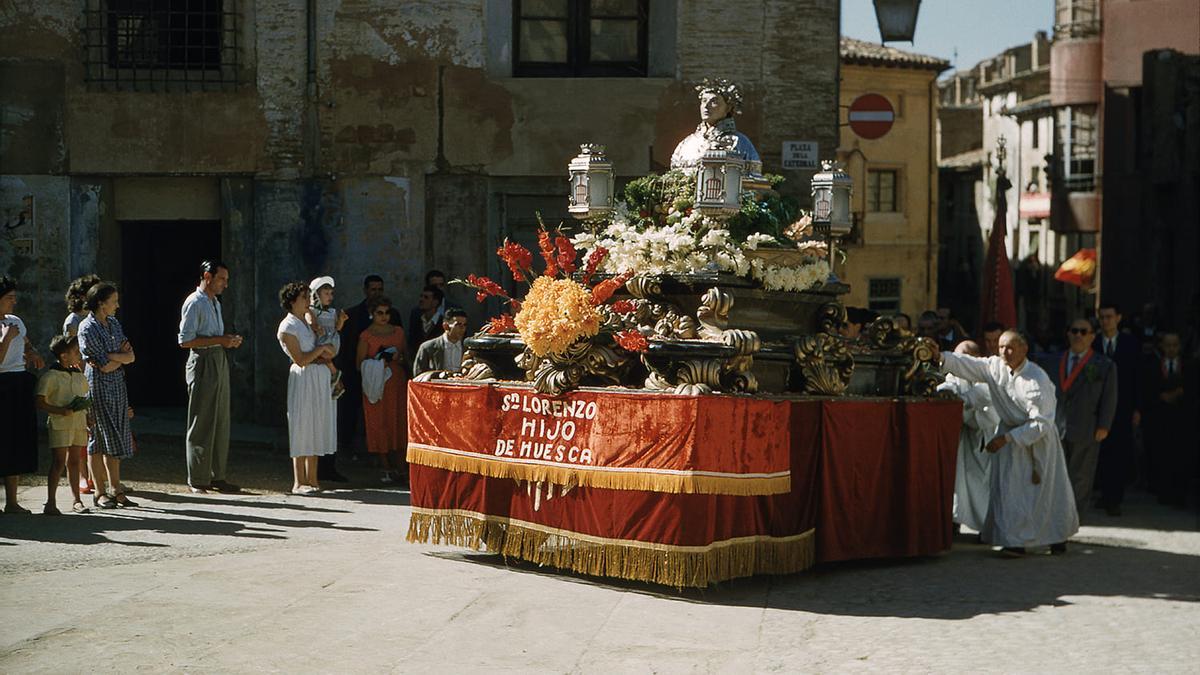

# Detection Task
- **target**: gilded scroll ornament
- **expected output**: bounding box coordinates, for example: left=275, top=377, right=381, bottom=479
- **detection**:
left=793, top=333, right=854, bottom=395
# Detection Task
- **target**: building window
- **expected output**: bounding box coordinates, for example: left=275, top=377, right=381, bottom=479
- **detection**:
left=1058, top=105, right=1097, bottom=191
left=514, top=0, right=648, bottom=77
left=867, top=170, right=898, bottom=212
left=1030, top=119, right=1040, bottom=149
left=1054, top=0, right=1100, bottom=39
left=83, top=0, right=241, bottom=92
left=868, top=278, right=902, bottom=313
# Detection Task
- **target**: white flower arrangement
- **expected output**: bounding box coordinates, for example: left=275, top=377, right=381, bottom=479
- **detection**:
left=571, top=204, right=829, bottom=293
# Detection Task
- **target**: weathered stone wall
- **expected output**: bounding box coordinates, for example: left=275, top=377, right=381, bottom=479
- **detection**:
left=2, top=0, right=841, bottom=424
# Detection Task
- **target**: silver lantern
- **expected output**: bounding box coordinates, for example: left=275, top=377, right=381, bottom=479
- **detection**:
left=694, top=146, right=744, bottom=217
left=567, top=144, right=614, bottom=220
left=811, top=160, right=854, bottom=283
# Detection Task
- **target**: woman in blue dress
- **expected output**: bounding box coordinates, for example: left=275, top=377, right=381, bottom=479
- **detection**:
left=77, top=282, right=137, bottom=509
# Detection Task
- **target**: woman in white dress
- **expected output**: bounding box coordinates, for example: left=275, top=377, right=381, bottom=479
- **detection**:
left=276, top=282, right=337, bottom=494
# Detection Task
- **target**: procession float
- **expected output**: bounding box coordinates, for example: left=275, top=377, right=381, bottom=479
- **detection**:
left=405, top=79, right=961, bottom=588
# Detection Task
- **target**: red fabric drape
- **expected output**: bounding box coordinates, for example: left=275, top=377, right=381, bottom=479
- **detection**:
left=814, top=399, right=962, bottom=562
left=408, top=386, right=963, bottom=574
left=980, top=173, right=1018, bottom=331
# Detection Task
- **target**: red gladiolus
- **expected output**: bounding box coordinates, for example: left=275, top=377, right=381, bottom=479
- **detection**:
left=497, top=240, right=534, bottom=282
left=611, top=299, right=636, bottom=315
left=614, top=329, right=649, bottom=353
left=466, top=273, right=507, bottom=304
left=555, top=236, right=578, bottom=275
left=582, top=246, right=608, bottom=285
left=537, top=228, right=558, bottom=277
left=508, top=298, right=522, bottom=313
left=590, top=270, right=633, bottom=306
left=485, top=314, right=517, bottom=334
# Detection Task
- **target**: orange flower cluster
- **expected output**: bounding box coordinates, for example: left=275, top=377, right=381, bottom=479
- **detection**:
left=514, top=277, right=601, bottom=357
left=497, top=240, right=534, bottom=282
left=614, top=329, right=649, bottom=353
left=466, top=273, right=507, bottom=304
left=484, top=314, right=517, bottom=334
left=590, top=270, right=634, bottom=306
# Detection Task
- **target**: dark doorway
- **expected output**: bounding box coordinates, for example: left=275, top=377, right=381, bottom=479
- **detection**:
left=119, top=220, right=221, bottom=407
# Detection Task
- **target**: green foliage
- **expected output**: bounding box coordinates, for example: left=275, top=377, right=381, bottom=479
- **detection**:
left=616, top=170, right=798, bottom=244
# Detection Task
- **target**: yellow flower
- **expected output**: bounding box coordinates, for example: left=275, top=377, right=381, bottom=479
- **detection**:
left=514, top=277, right=601, bottom=357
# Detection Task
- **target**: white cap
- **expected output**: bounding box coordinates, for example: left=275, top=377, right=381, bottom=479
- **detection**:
left=309, top=276, right=335, bottom=306
left=309, top=275, right=335, bottom=292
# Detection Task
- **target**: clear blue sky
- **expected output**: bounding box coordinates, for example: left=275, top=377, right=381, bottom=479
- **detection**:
left=841, top=0, right=1054, bottom=74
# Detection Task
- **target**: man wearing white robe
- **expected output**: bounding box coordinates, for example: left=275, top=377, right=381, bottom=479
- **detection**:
left=936, top=341, right=999, bottom=533
left=940, top=330, right=1079, bottom=555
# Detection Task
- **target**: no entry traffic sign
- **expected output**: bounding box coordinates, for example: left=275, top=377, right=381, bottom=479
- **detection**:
left=848, top=94, right=895, bottom=140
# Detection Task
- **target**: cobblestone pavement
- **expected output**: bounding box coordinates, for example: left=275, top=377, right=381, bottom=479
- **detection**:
left=2, top=483, right=1197, bottom=673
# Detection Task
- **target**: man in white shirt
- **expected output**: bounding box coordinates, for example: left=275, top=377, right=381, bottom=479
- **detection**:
left=940, top=330, right=1079, bottom=556
left=936, top=340, right=999, bottom=535
left=414, top=309, right=468, bottom=376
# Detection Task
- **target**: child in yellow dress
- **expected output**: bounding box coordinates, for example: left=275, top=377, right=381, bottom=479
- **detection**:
left=35, top=334, right=91, bottom=514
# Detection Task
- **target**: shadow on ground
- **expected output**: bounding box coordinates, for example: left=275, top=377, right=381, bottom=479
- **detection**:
left=430, top=534, right=1200, bottom=620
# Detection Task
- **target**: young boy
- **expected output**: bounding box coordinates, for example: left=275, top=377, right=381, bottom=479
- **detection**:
left=35, top=334, right=91, bottom=515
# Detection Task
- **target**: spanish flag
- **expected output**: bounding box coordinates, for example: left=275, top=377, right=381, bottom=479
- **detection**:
left=1054, top=248, right=1097, bottom=288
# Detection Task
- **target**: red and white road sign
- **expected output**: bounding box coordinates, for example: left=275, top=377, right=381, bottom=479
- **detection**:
left=848, top=94, right=895, bottom=140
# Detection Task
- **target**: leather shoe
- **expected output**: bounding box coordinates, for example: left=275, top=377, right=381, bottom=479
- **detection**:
left=189, top=484, right=211, bottom=494
left=210, top=480, right=241, bottom=493
left=1000, top=546, right=1026, bottom=558
left=1050, top=542, right=1068, bottom=555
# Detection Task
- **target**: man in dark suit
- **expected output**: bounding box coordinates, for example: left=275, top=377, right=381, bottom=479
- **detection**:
left=1048, top=318, right=1118, bottom=517
left=333, top=275, right=401, bottom=477
left=1140, top=330, right=1193, bottom=507
left=1092, top=302, right=1141, bottom=515
left=407, top=285, right=445, bottom=358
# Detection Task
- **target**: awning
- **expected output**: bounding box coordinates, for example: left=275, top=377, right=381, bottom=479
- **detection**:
left=1054, top=248, right=1097, bottom=288
left=1020, top=192, right=1051, bottom=219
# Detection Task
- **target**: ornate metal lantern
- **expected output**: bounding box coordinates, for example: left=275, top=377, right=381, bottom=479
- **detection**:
left=567, top=144, right=614, bottom=220
left=873, top=0, right=922, bottom=42
left=694, top=146, right=744, bottom=217
left=811, top=160, right=853, bottom=282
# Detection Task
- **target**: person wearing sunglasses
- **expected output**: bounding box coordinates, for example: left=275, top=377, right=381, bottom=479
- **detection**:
left=1045, top=319, right=1117, bottom=521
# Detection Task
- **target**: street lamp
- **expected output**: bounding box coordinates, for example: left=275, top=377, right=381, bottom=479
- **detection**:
left=873, top=0, right=922, bottom=42
left=811, top=160, right=853, bottom=283
left=693, top=146, right=745, bottom=218
left=567, top=144, right=615, bottom=220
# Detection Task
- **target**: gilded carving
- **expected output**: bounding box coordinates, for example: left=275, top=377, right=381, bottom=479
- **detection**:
left=793, top=333, right=854, bottom=395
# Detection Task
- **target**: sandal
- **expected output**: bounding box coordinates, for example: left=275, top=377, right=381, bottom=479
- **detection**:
left=114, top=493, right=139, bottom=508
left=71, top=502, right=90, bottom=514
left=96, top=494, right=117, bottom=509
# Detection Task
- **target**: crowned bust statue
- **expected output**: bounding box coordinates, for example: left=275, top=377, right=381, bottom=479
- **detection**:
left=670, top=78, right=763, bottom=177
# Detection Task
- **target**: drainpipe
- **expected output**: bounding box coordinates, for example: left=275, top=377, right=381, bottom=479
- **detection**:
left=927, top=76, right=935, bottom=305
left=305, top=0, right=319, bottom=178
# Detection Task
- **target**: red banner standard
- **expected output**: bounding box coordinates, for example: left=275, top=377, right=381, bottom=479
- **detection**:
left=407, top=381, right=791, bottom=496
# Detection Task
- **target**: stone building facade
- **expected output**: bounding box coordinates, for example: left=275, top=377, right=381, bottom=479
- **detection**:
left=1, top=1, right=840, bottom=422
left=836, top=37, right=948, bottom=319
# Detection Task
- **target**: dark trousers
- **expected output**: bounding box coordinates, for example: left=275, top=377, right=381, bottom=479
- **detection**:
left=1097, top=423, right=1134, bottom=507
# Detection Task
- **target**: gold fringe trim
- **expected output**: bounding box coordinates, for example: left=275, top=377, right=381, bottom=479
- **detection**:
left=406, top=508, right=815, bottom=588
left=407, top=445, right=790, bottom=496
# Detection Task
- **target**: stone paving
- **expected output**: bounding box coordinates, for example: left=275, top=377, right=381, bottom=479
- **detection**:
left=1, top=484, right=1198, bottom=673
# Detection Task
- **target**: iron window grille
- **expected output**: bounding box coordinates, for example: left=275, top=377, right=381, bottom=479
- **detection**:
left=514, top=0, right=648, bottom=77
left=83, top=0, right=241, bottom=92
left=867, top=278, right=902, bottom=313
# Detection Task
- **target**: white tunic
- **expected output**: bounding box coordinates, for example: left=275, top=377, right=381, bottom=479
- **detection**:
left=942, top=353, right=1079, bottom=548
left=277, top=314, right=336, bottom=458
left=937, top=373, right=999, bottom=531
